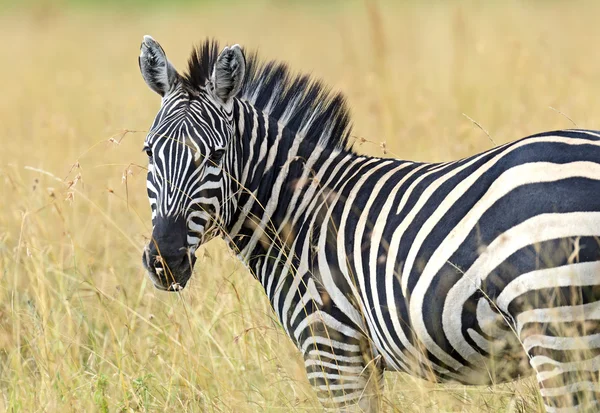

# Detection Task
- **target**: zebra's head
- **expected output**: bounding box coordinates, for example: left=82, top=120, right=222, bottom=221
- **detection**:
left=138, top=36, right=245, bottom=291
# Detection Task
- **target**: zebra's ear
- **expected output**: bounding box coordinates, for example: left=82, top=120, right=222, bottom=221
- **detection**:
left=210, top=45, right=245, bottom=106
left=139, top=35, right=179, bottom=97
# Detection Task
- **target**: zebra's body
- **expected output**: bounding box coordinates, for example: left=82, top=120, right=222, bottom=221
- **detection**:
left=139, top=37, right=600, bottom=411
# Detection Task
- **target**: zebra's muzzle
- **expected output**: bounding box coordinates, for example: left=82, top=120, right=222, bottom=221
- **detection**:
left=142, top=215, right=196, bottom=291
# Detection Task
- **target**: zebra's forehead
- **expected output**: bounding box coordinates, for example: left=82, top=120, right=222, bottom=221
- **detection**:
left=147, top=91, right=230, bottom=148
left=146, top=125, right=212, bottom=163
left=146, top=101, right=233, bottom=154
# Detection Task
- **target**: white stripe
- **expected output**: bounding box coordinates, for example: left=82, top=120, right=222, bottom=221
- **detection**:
left=308, top=349, right=364, bottom=364
left=294, top=311, right=361, bottom=342
left=515, top=292, right=600, bottom=337
left=523, top=333, right=600, bottom=352
left=316, top=382, right=366, bottom=391
left=301, top=336, right=360, bottom=354
left=533, top=354, right=600, bottom=381
left=540, top=380, right=599, bottom=397
left=497, top=262, right=600, bottom=313
left=305, top=359, right=364, bottom=374
left=306, top=372, right=362, bottom=381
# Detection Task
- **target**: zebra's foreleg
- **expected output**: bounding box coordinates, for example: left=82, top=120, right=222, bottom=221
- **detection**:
left=298, top=311, right=384, bottom=412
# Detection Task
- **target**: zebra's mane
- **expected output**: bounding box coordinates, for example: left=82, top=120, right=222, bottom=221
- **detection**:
left=183, top=39, right=354, bottom=152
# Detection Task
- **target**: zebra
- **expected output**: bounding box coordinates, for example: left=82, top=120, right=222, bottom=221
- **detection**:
left=138, top=35, right=600, bottom=412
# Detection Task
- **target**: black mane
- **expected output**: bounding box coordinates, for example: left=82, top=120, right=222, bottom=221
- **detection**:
left=183, top=39, right=354, bottom=152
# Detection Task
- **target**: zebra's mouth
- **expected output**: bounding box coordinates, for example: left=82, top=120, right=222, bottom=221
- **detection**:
left=146, top=267, right=191, bottom=292
left=142, top=247, right=195, bottom=292
left=167, top=282, right=185, bottom=292
left=151, top=279, right=187, bottom=292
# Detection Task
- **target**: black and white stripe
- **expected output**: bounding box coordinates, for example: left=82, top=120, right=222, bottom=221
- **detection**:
left=139, top=37, right=600, bottom=412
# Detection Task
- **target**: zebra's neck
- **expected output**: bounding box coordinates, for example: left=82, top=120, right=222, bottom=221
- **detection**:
left=224, top=99, right=357, bottom=279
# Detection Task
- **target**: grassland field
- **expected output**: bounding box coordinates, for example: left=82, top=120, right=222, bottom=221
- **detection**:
left=2, top=1, right=600, bottom=411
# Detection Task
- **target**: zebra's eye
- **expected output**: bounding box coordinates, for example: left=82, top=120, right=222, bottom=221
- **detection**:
left=210, top=149, right=225, bottom=163
left=144, top=147, right=153, bottom=158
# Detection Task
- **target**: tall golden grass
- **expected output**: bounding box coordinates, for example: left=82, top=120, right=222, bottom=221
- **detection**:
left=3, top=1, right=600, bottom=411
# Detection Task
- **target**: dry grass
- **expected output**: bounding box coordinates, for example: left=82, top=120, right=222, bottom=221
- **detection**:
left=2, top=1, right=600, bottom=411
